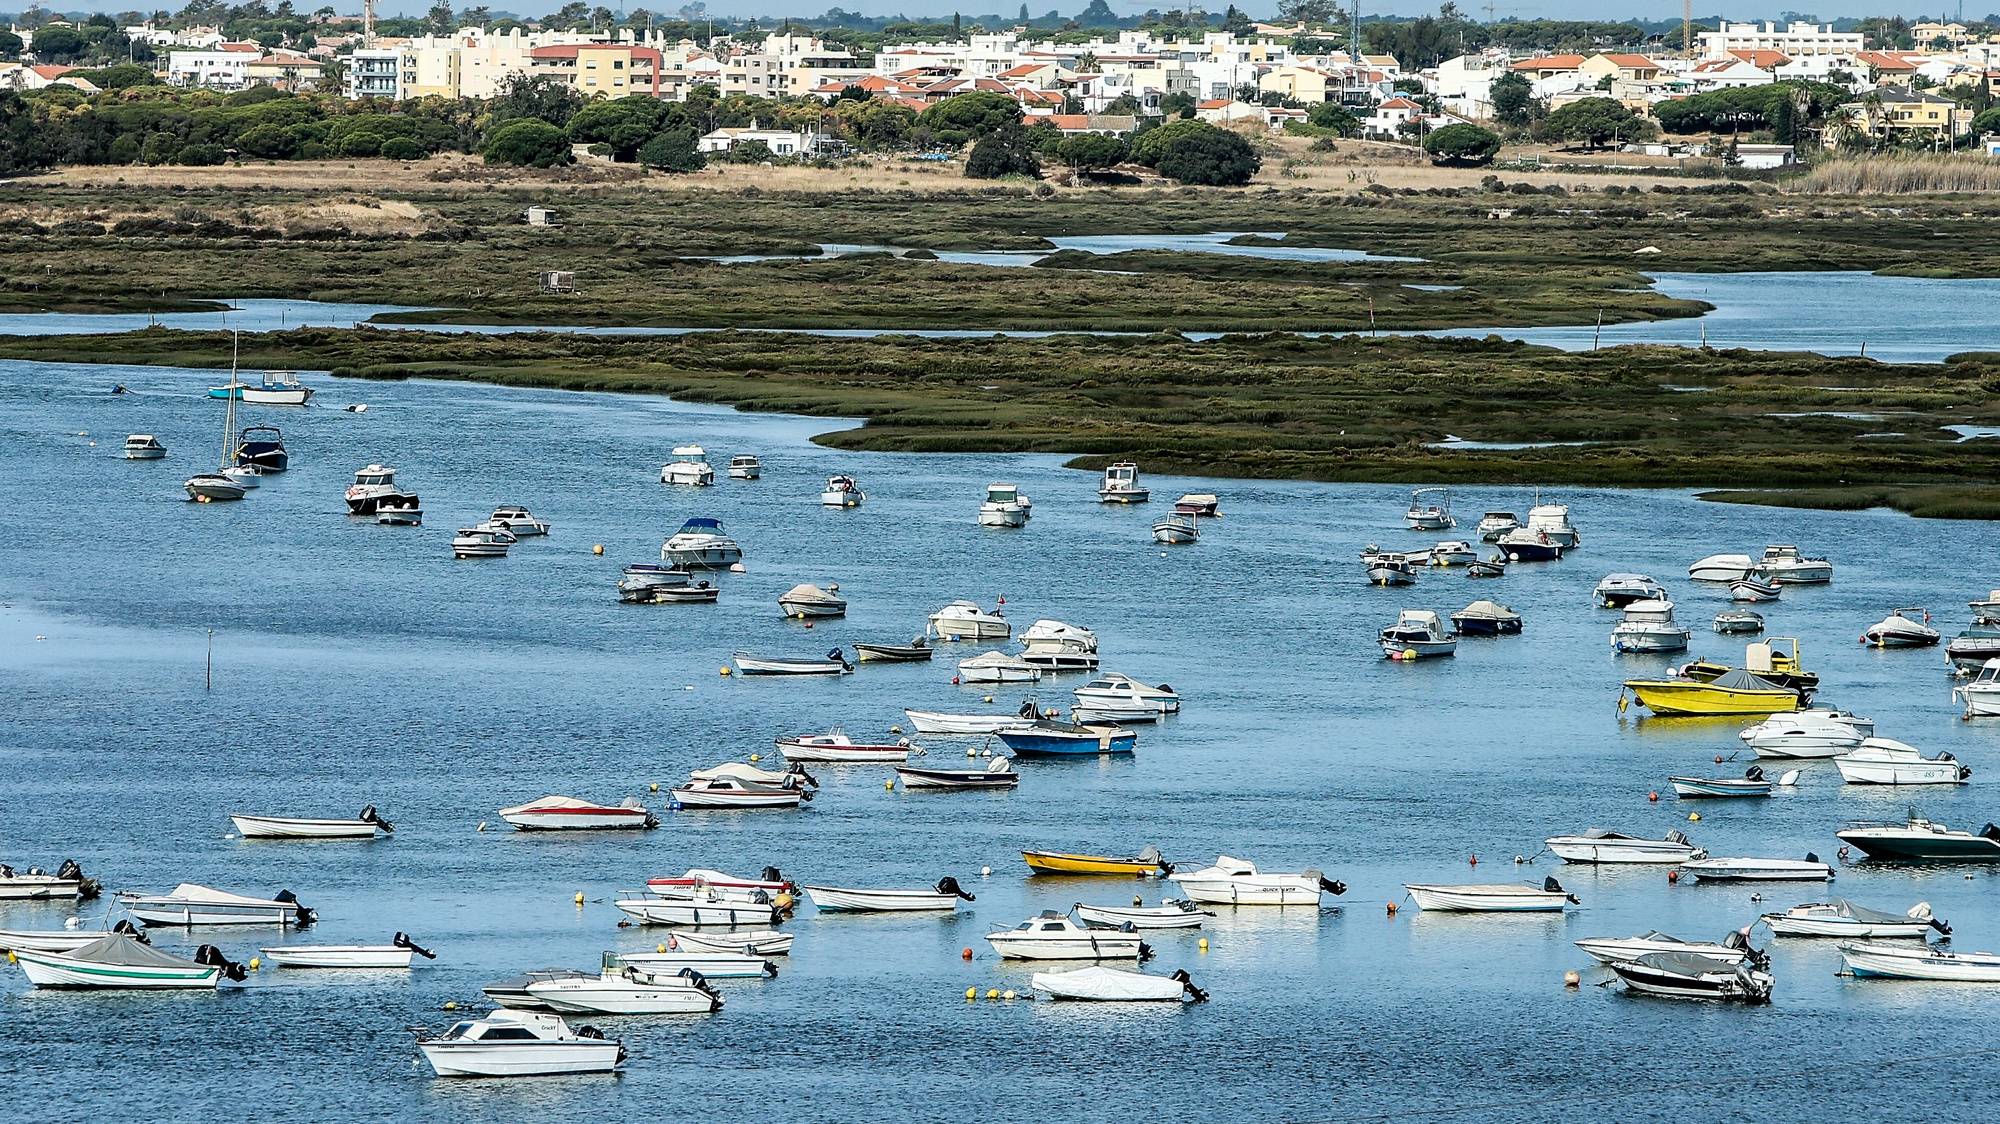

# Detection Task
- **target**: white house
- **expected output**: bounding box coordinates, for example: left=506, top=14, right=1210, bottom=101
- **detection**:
left=697, top=126, right=817, bottom=157
left=1431, top=53, right=1505, bottom=119
left=1733, top=142, right=1795, bottom=169
left=167, top=50, right=251, bottom=89
left=1363, top=96, right=1423, bottom=138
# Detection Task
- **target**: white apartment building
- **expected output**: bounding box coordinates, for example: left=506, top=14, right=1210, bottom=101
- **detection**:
left=168, top=49, right=252, bottom=89
left=1698, top=20, right=1863, bottom=60
left=345, top=47, right=410, bottom=98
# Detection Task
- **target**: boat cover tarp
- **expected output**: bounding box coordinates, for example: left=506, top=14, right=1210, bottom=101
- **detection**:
left=1032, top=965, right=1183, bottom=1001
left=64, top=932, right=200, bottom=969
left=1456, top=600, right=1520, bottom=621
left=780, top=584, right=842, bottom=604
left=161, top=883, right=280, bottom=906
left=959, top=652, right=1036, bottom=670
left=1822, top=899, right=1912, bottom=924
left=1629, top=952, right=1738, bottom=976
left=691, top=763, right=789, bottom=784
left=1703, top=670, right=1789, bottom=692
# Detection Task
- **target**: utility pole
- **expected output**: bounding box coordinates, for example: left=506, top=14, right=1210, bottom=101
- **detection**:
left=1350, top=1, right=1361, bottom=62
left=1681, top=0, right=1691, bottom=57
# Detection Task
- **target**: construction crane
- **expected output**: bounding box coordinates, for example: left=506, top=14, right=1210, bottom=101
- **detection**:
left=1682, top=0, right=1692, bottom=57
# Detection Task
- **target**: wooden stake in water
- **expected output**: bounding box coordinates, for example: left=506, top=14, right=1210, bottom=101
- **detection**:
left=1593, top=309, right=1603, bottom=350
left=206, top=629, right=213, bottom=690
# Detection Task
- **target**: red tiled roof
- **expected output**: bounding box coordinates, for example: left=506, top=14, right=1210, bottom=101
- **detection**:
left=1855, top=50, right=1917, bottom=70
left=1197, top=98, right=1232, bottom=109
left=1512, top=54, right=1585, bottom=70
left=1600, top=53, right=1657, bottom=68
left=29, top=64, right=74, bottom=79
left=1377, top=96, right=1420, bottom=110
left=996, top=62, right=1048, bottom=78
left=1727, top=49, right=1791, bottom=68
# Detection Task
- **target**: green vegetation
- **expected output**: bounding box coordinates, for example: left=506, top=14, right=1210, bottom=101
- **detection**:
left=482, top=120, right=571, bottom=168
left=1698, top=487, right=2000, bottom=520
left=1424, top=124, right=1501, bottom=167
left=1153, top=124, right=1260, bottom=186
left=1540, top=97, right=1649, bottom=150
left=1653, top=82, right=1848, bottom=137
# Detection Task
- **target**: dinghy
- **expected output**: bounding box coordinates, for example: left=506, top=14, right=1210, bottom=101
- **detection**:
left=1074, top=900, right=1210, bottom=930
left=230, top=805, right=394, bottom=839
left=1677, top=854, right=1834, bottom=882
left=777, top=583, right=847, bottom=619
left=13, top=933, right=245, bottom=989
left=897, top=756, right=1020, bottom=789
left=1840, top=941, right=2000, bottom=982
left=417, top=1010, right=625, bottom=1076
left=609, top=949, right=775, bottom=979
left=903, top=704, right=1040, bottom=735
left=733, top=649, right=852, bottom=675
left=1760, top=899, right=1947, bottom=939
left=1168, top=855, right=1345, bottom=906
left=262, top=932, right=437, bottom=968
left=854, top=639, right=934, bottom=662
left=1023, top=847, right=1170, bottom=877
left=118, top=883, right=317, bottom=927
left=1609, top=952, right=1773, bottom=1003
left=1544, top=829, right=1703, bottom=865
left=775, top=730, right=913, bottom=763
left=1669, top=766, right=1790, bottom=798
left=613, top=894, right=784, bottom=927
left=661, top=929, right=793, bottom=957
left=986, top=911, right=1151, bottom=960
left=805, top=877, right=976, bottom=913
left=1032, top=965, right=1207, bottom=1003
left=1404, top=879, right=1578, bottom=912
left=499, top=795, right=657, bottom=831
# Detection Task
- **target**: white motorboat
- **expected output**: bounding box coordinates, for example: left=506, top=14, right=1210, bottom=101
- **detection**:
left=1970, top=590, right=2000, bottom=624
left=344, top=463, right=401, bottom=514
left=0, top=859, right=95, bottom=900
left=903, top=705, right=1040, bottom=735
left=1544, top=829, right=1703, bottom=865
left=12, top=932, right=245, bottom=990
left=1610, top=599, right=1691, bottom=654
left=661, top=517, right=742, bottom=568
left=673, top=762, right=815, bottom=809
left=928, top=600, right=1011, bottom=640
left=1073, top=673, right=1179, bottom=714
left=820, top=474, right=864, bottom=507
left=1032, top=965, right=1207, bottom=1003
left=662, top=929, right=793, bottom=956
left=184, top=471, right=247, bottom=502
left=1834, top=815, right=2000, bottom=861
left=0, top=921, right=142, bottom=953
left=778, top=583, right=847, bottom=619
left=488, top=506, right=550, bottom=537
left=1739, top=709, right=1871, bottom=758
left=1609, top=953, right=1772, bottom=1002
left=451, top=525, right=516, bottom=559
left=482, top=968, right=593, bottom=1008
left=1834, top=738, right=1969, bottom=785
left=775, top=729, right=912, bottom=763
left=499, top=795, right=657, bottom=831
left=374, top=494, right=422, bottom=525
left=118, top=883, right=317, bottom=927
left=805, top=877, right=976, bottom=913
left=1168, top=855, right=1344, bottom=906
left=1174, top=493, right=1220, bottom=517
left=262, top=932, right=437, bottom=968
left=1428, top=540, right=1478, bottom=567
left=1362, top=547, right=1419, bottom=586
left=221, top=463, right=262, bottom=489
left=1862, top=608, right=1939, bottom=649
left=1575, top=929, right=1764, bottom=966
left=727, top=454, right=761, bottom=479
left=613, top=893, right=783, bottom=927
left=1756, top=544, right=1832, bottom=583
left=230, top=806, right=394, bottom=839
left=1839, top=941, right=2000, bottom=982
left=1019, top=619, right=1100, bottom=671
left=1761, top=900, right=1946, bottom=939
left=1074, top=900, right=1211, bottom=930
left=1594, top=573, right=1665, bottom=608
left=1404, top=487, right=1454, bottom=530
left=733, top=650, right=852, bottom=675
left=1070, top=705, right=1159, bottom=725
left=1152, top=514, right=1199, bottom=544
left=618, top=563, right=688, bottom=601
left=1729, top=571, right=1782, bottom=602
left=1097, top=461, right=1149, bottom=503
left=1404, top=879, right=1577, bottom=912
left=609, top=949, right=775, bottom=979
left=1670, top=767, right=1784, bottom=798
left=957, top=651, right=1042, bottom=684
left=986, top=912, right=1150, bottom=960
left=525, top=957, right=723, bottom=1015
left=123, top=434, right=167, bottom=460
left=1380, top=609, right=1456, bottom=660
left=1526, top=498, right=1579, bottom=546
left=643, top=868, right=795, bottom=897
left=977, top=482, right=1031, bottom=527
left=660, top=444, right=715, bottom=486
left=896, top=756, right=1021, bottom=789
left=1449, top=600, right=1522, bottom=636
left=1956, top=657, right=2000, bottom=717
left=1475, top=510, right=1520, bottom=541
left=418, top=1010, right=624, bottom=1077
left=1688, top=553, right=1755, bottom=583
left=1714, top=610, right=1764, bottom=634
left=1677, top=855, right=1834, bottom=882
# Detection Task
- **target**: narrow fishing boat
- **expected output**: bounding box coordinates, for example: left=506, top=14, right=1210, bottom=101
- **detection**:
left=648, top=581, right=719, bottom=604
left=996, top=720, right=1136, bottom=757
left=0, top=859, right=97, bottom=900
left=1834, top=815, right=2000, bottom=861
left=613, top=893, right=784, bottom=928
left=897, top=756, right=1020, bottom=789
left=12, top=932, right=246, bottom=990
left=1608, top=953, right=1772, bottom=1003
left=819, top=474, right=864, bottom=507
left=1834, top=738, right=1969, bottom=786
left=117, top=884, right=317, bottom=927
left=928, top=600, right=1011, bottom=640
left=663, top=929, right=793, bottom=957
left=416, top=1010, right=625, bottom=1077
left=1168, top=855, right=1344, bottom=906
left=643, top=868, right=794, bottom=897
left=1669, top=766, right=1788, bottom=799
left=1839, top=942, right=2000, bottom=982
left=1450, top=600, right=1522, bottom=636
left=804, top=877, right=976, bottom=913
left=1862, top=608, right=1939, bottom=649
left=229, top=805, right=394, bottom=840
left=777, top=583, right=847, bottom=619
left=1544, top=829, right=1703, bottom=865
left=775, top=730, right=913, bottom=763
left=1760, top=900, right=1946, bottom=939
left=733, top=649, right=852, bottom=675
left=1403, top=879, right=1578, bottom=912
left=1575, top=929, right=1765, bottom=967
left=957, top=651, right=1042, bottom=684
left=610, top=949, right=775, bottom=979
left=1074, top=900, right=1210, bottom=930
left=1098, top=462, right=1149, bottom=504
left=1622, top=670, right=1801, bottom=717
left=499, top=795, right=657, bottom=831
left=262, top=932, right=437, bottom=969
left=1023, top=847, right=1169, bottom=877
left=1676, top=854, right=1834, bottom=882
left=854, top=638, right=934, bottom=662
left=903, top=704, right=1040, bottom=735
left=1032, top=966, right=1207, bottom=1003
left=986, top=912, right=1151, bottom=960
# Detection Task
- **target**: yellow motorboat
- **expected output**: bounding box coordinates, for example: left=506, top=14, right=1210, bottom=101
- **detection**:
left=1622, top=669, right=1802, bottom=717
left=1022, top=847, right=1168, bottom=877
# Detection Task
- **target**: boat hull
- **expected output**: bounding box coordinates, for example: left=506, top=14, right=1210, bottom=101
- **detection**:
left=853, top=644, right=933, bottom=662
left=0, top=929, right=117, bottom=952
left=122, top=902, right=298, bottom=926
left=1545, top=839, right=1700, bottom=865
left=775, top=739, right=908, bottom=763
left=1023, top=851, right=1164, bottom=877
left=1841, top=943, right=2000, bottom=982
left=1405, top=886, right=1571, bottom=912
left=1764, top=917, right=1931, bottom=939
left=1627, top=684, right=1798, bottom=716
left=670, top=787, right=803, bottom=809
left=1073, top=904, right=1206, bottom=930
left=1170, top=880, right=1319, bottom=907
left=903, top=710, right=1034, bottom=735
left=14, top=950, right=219, bottom=989
left=420, top=1041, right=622, bottom=1077
left=613, top=898, right=781, bottom=927
left=996, top=729, right=1136, bottom=756
left=896, top=766, right=1018, bottom=789
left=986, top=935, right=1144, bottom=960
left=1834, top=760, right=1966, bottom=785
left=0, top=878, right=84, bottom=900
left=1670, top=778, right=1771, bottom=798
left=262, top=945, right=415, bottom=968
left=805, top=887, right=961, bottom=912
left=230, top=815, right=383, bottom=839
left=1834, top=830, right=2000, bottom=861
left=501, top=810, right=652, bottom=831
left=1679, top=861, right=1831, bottom=882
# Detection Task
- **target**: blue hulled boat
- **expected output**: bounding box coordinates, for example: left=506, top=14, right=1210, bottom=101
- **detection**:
left=996, top=721, right=1136, bottom=757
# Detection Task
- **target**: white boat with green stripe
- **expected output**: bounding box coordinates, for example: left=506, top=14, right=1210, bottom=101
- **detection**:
left=12, top=932, right=247, bottom=989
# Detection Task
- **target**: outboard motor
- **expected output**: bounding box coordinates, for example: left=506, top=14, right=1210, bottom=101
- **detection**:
left=829, top=647, right=853, bottom=672
left=1017, top=699, right=1040, bottom=720
left=789, top=764, right=820, bottom=789
left=1137, top=940, right=1155, bottom=963
left=1138, top=845, right=1167, bottom=874
left=1317, top=876, right=1348, bottom=896
left=760, top=866, right=786, bottom=887
left=111, top=919, right=150, bottom=944
left=194, top=944, right=248, bottom=982
left=392, top=932, right=438, bottom=960
left=1983, top=823, right=2000, bottom=842
left=934, top=876, right=976, bottom=902
left=273, top=889, right=317, bottom=928
left=358, top=805, right=396, bottom=834
left=1724, top=928, right=1770, bottom=970
left=1745, top=765, right=1765, bottom=782
left=1804, top=852, right=1820, bottom=865
left=1169, top=968, right=1210, bottom=1003
left=0, top=864, right=12, bottom=879
left=1960, top=764, right=1975, bottom=781
left=56, top=858, right=101, bottom=899
left=1931, top=915, right=1954, bottom=936
left=760, top=960, right=779, bottom=979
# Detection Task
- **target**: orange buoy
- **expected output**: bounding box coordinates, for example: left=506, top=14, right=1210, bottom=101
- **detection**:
left=1385, top=902, right=1399, bottom=916
left=1648, top=791, right=1659, bottom=802
left=1713, top=754, right=1724, bottom=764
left=961, top=947, right=973, bottom=960
left=1667, top=869, right=1681, bottom=883
left=1468, top=854, right=1478, bottom=866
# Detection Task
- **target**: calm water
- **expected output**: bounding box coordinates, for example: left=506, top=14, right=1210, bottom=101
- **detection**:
left=6, top=359, right=2000, bottom=1122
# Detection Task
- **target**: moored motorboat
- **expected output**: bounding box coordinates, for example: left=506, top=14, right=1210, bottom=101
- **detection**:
left=958, top=651, right=1043, bottom=684
left=1380, top=609, right=1456, bottom=660
left=1450, top=600, right=1521, bottom=636
left=1677, top=854, right=1834, bottom=882
left=1670, top=766, right=1783, bottom=799
left=613, top=893, right=783, bottom=928
left=1019, top=619, right=1099, bottom=671
left=233, top=424, right=287, bottom=472
left=1863, top=608, right=1939, bottom=649
left=1544, top=830, right=1703, bottom=865
left=643, top=868, right=795, bottom=897
left=1495, top=527, right=1563, bottom=562
left=1576, top=929, right=1765, bottom=966
left=986, top=912, right=1150, bottom=960
left=733, top=649, right=852, bottom=675
left=1097, top=462, right=1149, bottom=504
left=1609, top=953, right=1772, bottom=1003
left=1678, top=638, right=1819, bottom=697
left=854, top=638, right=934, bottom=662
left=1729, top=571, right=1782, bottom=602
left=483, top=968, right=593, bottom=1008
left=1073, top=673, right=1179, bottom=713
left=1074, top=900, right=1210, bottom=930
left=1760, top=900, right=1945, bottom=939
left=488, top=506, right=550, bottom=537
left=977, top=482, right=1031, bottom=527
left=1404, top=487, right=1454, bottom=530
left=660, top=444, right=715, bottom=486
left=775, top=729, right=912, bottom=763
left=1622, top=669, right=1800, bottom=717
left=221, top=462, right=262, bottom=490
left=498, top=795, right=657, bottom=832
left=1688, top=553, right=1755, bottom=583
left=1024, top=847, right=1169, bottom=877
left=996, top=720, right=1135, bottom=756
left=344, top=464, right=401, bottom=514
left=12, top=932, right=245, bottom=990
left=1756, top=544, right=1832, bottom=583
left=1953, top=657, right=2000, bottom=717
left=1839, top=941, right=2000, bottom=982
left=123, top=433, right=168, bottom=460
left=662, top=929, right=793, bottom=956
left=805, top=877, right=975, bottom=913
left=1945, top=630, right=2000, bottom=673
left=451, top=525, right=516, bottom=559
left=374, top=494, right=422, bottom=525
left=0, top=859, right=97, bottom=900
left=661, top=517, right=742, bottom=568
left=1525, top=498, right=1579, bottom=547
left=897, top=756, right=1019, bottom=789
left=1835, top=738, right=1968, bottom=785
left=617, top=563, right=688, bottom=602
left=1739, top=709, right=1870, bottom=758
left=928, top=600, right=1011, bottom=640
left=1428, top=540, right=1478, bottom=567
left=1467, top=555, right=1507, bottom=578
left=211, top=370, right=313, bottom=406
left=118, top=883, right=317, bottom=927
left=1610, top=599, right=1691, bottom=653
left=1404, top=879, right=1578, bottom=912
left=778, top=583, right=847, bottom=619
left=262, top=932, right=437, bottom=968
left=1168, top=855, right=1344, bottom=906
left=524, top=958, right=724, bottom=1015
left=903, top=704, right=1040, bottom=735
left=1173, top=493, right=1220, bottom=517
left=648, top=581, right=719, bottom=603
left=0, top=920, right=145, bottom=953
left=417, top=1010, right=624, bottom=1077
left=727, top=454, right=761, bottom=479
left=608, top=949, right=775, bottom=980
left=1362, top=547, right=1419, bottom=586
left=1714, top=610, right=1764, bottom=635
left=1835, top=815, right=2000, bottom=861
left=1475, top=510, right=1520, bottom=541
left=184, top=471, right=247, bottom=503
left=1152, top=514, right=1199, bottom=544
left=819, top=474, right=865, bottom=507
left=1032, top=965, right=1207, bottom=1002
left=673, top=762, right=816, bottom=809
left=1594, top=573, right=1665, bottom=608
left=230, top=805, right=394, bottom=839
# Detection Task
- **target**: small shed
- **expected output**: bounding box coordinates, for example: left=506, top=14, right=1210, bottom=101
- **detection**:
left=525, top=206, right=562, bottom=227
left=537, top=270, right=576, bottom=294
left=1733, top=143, right=1795, bottom=170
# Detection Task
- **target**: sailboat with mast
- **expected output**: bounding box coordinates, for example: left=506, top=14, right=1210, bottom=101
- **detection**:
left=184, top=334, right=251, bottom=502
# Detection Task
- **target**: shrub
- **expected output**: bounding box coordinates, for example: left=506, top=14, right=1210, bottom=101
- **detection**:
left=1153, top=124, right=1259, bottom=186
left=1423, top=123, right=1501, bottom=167
left=482, top=120, right=571, bottom=168
left=379, top=137, right=425, bottom=161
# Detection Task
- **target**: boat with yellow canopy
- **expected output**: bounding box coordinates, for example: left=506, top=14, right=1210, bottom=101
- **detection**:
left=1622, top=669, right=1802, bottom=717
left=1023, top=847, right=1169, bottom=877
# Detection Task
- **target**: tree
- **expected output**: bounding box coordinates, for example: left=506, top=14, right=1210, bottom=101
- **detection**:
left=1423, top=122, right=1499, bottom=165
left=549, top=1, right=590, bottom=28
left=1160, top=91, right=1196, bottom=119
left=834, top=97, right=917, bottom=149
left=637, top=126, right=703, bottom=171
left=482, top=118, right=571, bottom=166
left=1276, top=0, right=1342, bottom=26
left=1154, top=122, right=1259, bottom=184
left=28, top=26, right=87, bottom=61
left=1130, top=116, right=1209, bottom=164
left=1074, top=0, right=1115, bottom=23
left=1056, top=131, right=1127, bottom=172
left=1103, top=93, right=1142, bottom=115
left=918, top=90, right=1021, bottom=146
left=0, top=31, right=21, bottom=59
left=381, top=136, right=426, bottom=159
left=426, top=0, right=454, bottom=33
left=1489, top=70, right=1532, bottom=127
left=1221, top=3, right=1251, bottom=32
left=964, top=125, right=1040, bottom=178
left=566, top=94, right=679, bottom=161
left=237, top=122, right=298, bottom=157
left=490, top=73, right=583, bottom=128
left=1307, top=100, right=1358, bottom=135
left=1541, top=96, right=1632, bottom=149
left=1972, top=106, right=2000, bottom=136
